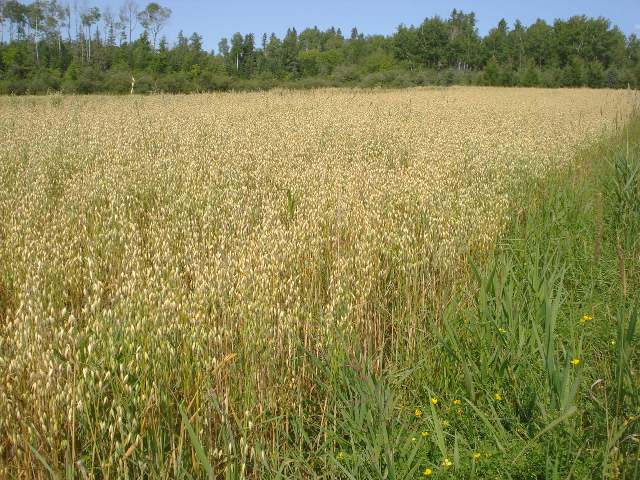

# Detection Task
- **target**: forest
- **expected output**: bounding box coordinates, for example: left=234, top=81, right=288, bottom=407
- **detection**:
left=0, top=1, right=639, bottom=94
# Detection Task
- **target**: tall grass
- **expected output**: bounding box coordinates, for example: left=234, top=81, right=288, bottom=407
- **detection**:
left=250, top=115, right=640, bottom=478
left=0, top=90, right=638, bottom=479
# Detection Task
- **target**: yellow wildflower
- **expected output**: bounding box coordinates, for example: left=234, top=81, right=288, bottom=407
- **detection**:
left=442, top=458, right=453, bottom=468
left=452, top=399, right=461, bottom=405
left=431, top=397, right=438, bottom=405
left=415, top=408, right=423, bottom=418
left=495, top=393, right=503, bottom=401
left=498, top=327, right=507, bottom=334
left=423, top=467, right=433, bottom=476
left=337, top=451, right=345, bottom=461
left=570, top=358, right=580, bottom=366
left=421, top=431, right=430, bottom=438
left=473, top=452, right=481, bottom=460
left=580, top=314, right=593, bottom=325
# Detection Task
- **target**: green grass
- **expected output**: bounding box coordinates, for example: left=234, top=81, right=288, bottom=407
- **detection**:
left=233, top=116, right=640, bottom=479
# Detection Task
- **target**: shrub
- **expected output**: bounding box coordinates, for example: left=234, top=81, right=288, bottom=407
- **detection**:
left=156, top=72, right=195, bottom=93
left=331, top=65, right=360, bottom=83
left=586, top=60, right=605, bottom=88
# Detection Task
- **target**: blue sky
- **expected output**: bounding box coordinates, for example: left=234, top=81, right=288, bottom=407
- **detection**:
left=92, top=0, right=640, bottom=51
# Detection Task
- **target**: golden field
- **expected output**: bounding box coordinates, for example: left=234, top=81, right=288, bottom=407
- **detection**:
left=0, top=87, right=636, bottom=477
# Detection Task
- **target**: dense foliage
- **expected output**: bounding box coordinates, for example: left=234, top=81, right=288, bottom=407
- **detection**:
left=1, top=1, right=639, bottom=94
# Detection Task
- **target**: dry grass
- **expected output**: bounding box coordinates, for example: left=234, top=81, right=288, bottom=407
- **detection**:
left=0, top=87, right=636, bottom=477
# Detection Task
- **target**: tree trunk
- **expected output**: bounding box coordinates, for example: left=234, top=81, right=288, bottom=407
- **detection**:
left=35, top=17, right=40, bottom=65
left=80, top=28, right=84, bottom=64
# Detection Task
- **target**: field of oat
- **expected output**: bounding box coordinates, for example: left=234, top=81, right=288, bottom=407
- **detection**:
left=0, top=87, right=639, bottom=478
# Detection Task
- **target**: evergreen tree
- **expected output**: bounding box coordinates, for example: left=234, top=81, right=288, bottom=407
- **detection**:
left=484, top=56, right=500, bottom=85
left=521, top=59, right=540, bottom=86
left=509, top=19, right=526, bottom=70
left=282, top=27, right=299, bottom=75
left=484, top=19, right=509, bottom=65
left=240, top=33, right=255, bottom=77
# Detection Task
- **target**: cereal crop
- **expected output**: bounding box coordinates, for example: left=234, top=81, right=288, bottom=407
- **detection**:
left=0, top=87, right=636, bottom=478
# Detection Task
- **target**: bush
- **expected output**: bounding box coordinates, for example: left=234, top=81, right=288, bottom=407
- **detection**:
left=440, top=69, right=456, bottom=86
left=134, top=74, right=154, bottom=94
left=561, top=57, right=585, bottom=87
left=26, top=70, right=61, bottom=94
left=499, top=68, right=516, bottom=86
left=104, top=71, right=133, bottom=94
left=291, top=77, right=333, bottom=90
left=586, top=61, right=605, bottom=88
left=617, top=67, right=639, bottom=89
left=0, top=79, right=28, bottom=95
left=155, top=72, right=195, bottom=93
left=540, top=67, right=562, bottom=88
left=61, top=68, right=104, bottom=94
left=606, top=68, right=620, bottom=88
left=360, top=49, right=395, bottom=74
left=331, top=65, right=360, bottom=84
left=390, top=72, right=417, bottom=88
left=195, top=72, right=232, bottom=92
left=483, top=57, right=500, bottom=85
left=520, top=62, right=540, bottom=87
left=411, top=70, right=437, bottom=86
left=359, top=71, right=393, bottom=88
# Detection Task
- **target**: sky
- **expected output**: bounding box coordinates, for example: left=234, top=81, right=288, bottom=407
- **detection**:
left=92, top=0, right=640, bottom=51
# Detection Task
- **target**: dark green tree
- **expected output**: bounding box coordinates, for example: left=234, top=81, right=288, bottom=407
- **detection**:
left=392, top=24, right=419, bottom=69
left=282, top=27, right=299, bottom=76
left=484, top=19, right=509, bottom=65
left=417, top=16, right=448, bottom=68
left=526, top=19, right=554, bottom=67
left=447, top=9, right=480, bottom=69
left=483, top=55, right=500, bottom=85
left=586, top=60, right=605, bottom=87
left=240, top=33, right=256, bottom=77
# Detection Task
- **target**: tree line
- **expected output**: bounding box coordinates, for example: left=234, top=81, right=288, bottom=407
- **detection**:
left=1, top=1, right=639, bottom=94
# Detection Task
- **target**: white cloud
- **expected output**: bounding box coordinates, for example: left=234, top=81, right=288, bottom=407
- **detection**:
left=635, top=24, right=640, bottom=32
